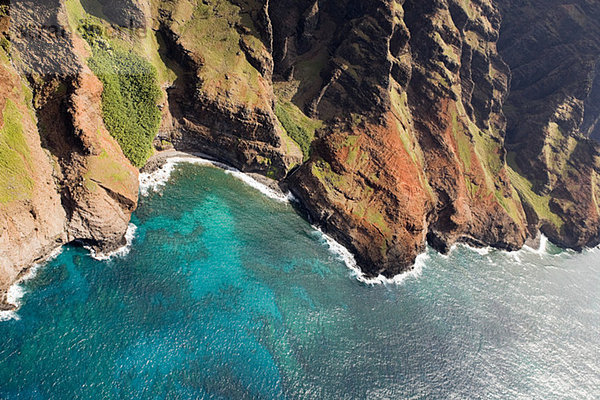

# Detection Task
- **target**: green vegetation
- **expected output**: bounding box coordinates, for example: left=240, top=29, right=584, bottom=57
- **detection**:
left=292, top=47, right=329, bottom=105
left=80, top=20, right=161, bottom=167
left=312, top=159, right=390, bottom=234
left=0, top=35, right=9, bottom=55
left=275, top=101, right=322, bottom=160
left=65, top=0, right=166, bottom=167
left=312, top=160, right=345, bottom=191
left=273, top=41, right=328, bottom=112
left=84, top=148, right=133, bottom=193
left=448, top=103, right=525, bottom=222
left=173, top=0, right=264, bottom=106
left=450, top=106, right=472, bottom=170
left=349, top=190, right=391, bottom=235
left=141, top=29, right=178, bottom=86
left=0, top=100, right=34, bottom=204
left=506, top=152, right=563, bottom=228
left=364, top=208, right=390, bottom=234
left=0, top=6, right=8, bottom=54
left=341, top=135, right=361, bottom=166
left=65, top=0, right=87, bottom=30
left=389, top=88, right=435, bottom=200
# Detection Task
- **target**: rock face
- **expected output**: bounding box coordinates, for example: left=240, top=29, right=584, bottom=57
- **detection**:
left=2, top=0, right=600, bottom=304
left=288, top=0, right=529, bottom=275
left=0, top=0, right=138, bottom=307
left=96, top=0, right=149, bottom=29
left=497, top=0, right=600, bottom=250
left=153, top=0, right=303, bottom=179
left=0, top=43, right=66, bottom=309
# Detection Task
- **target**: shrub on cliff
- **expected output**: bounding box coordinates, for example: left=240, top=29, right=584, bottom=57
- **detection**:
left=82, top=21, right=161, bottom=167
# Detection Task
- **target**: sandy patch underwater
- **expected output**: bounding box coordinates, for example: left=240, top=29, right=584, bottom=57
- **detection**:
left=0, top=161, right=598, bottom=399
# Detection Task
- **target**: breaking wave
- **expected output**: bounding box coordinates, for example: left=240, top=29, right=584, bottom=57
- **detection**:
left=87, top=223, right=138, bottom=261
left=139, top=155, right=292, bottom=202
left=314, top=227, right=429, bottom=285
left=0, top=247, right=63, bottom=322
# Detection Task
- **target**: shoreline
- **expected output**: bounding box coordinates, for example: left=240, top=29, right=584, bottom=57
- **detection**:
left=140, top=150, right=432, bottom=284
left=0, top=246, right=63, bottom=320
left=140, top=149, right=292, bottom=202
left=140, top=152, right=575, bottom=283
left=142, top=149, right=288, bottom=198
left=1, top=149, right=577, bottom=320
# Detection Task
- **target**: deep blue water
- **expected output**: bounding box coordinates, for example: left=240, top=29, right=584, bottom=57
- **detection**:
left=0, top=163, right=599, bottom=399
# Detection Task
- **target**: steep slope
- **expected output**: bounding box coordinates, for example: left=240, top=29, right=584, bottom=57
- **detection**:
left=0, top=0, right=138, bottom=307
left=10, top=0, right=139, bottom=249
left=285, top=0, right=528, bottom=276
left=2, top=0, right=600, bottom=303
left=498, top=0, right=600, bottom=250
left=0, top=46, right=66, bottom=308
left=152, top=0, right=303, bottom=179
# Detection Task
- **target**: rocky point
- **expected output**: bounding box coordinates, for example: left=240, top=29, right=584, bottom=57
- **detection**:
left=1, top=0, right=600, bottom=304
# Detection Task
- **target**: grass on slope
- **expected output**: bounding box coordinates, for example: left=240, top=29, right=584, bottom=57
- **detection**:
left=0, top=99, right=34, bottom=204
left=506, top=152, right=564, bottom=228
left=175, top=0, right=264, bottom=107
left=275, top=101, right=322, bottom=160
left=449, top=103, right=525, bottom=223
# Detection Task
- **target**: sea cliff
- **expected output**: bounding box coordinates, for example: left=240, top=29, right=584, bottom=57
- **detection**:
left=1, top=0, right=600, bottom=305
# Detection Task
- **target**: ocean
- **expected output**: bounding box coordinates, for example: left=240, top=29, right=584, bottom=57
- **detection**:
left=0, top=160, right=598, bottom=399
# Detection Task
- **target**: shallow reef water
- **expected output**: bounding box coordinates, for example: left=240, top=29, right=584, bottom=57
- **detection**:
left=0, top=162, right=598, bottom=399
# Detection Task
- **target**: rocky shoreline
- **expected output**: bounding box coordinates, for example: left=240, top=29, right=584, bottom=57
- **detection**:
left=1, top=148, right=290, bottom=311
left=2, top=0, right=600, bottom=305
left=142, top=149, right=289, bottom=196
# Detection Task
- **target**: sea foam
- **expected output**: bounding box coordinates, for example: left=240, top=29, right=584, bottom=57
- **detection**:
left=139, top=155, right=292, bottom=202
left=522, top=234, right=549, bottom=255
left=1, top=222, right=138, bottom=323
left=0, top=247, right=64, bottom=322
left=87, top=223, right=138, bottom=261
left=141, top=154, right=429, bottom=285
left=315, top=227, right=429, bottom=285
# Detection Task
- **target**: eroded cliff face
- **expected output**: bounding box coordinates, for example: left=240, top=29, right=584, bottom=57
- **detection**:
left=148, top=0, right=600, bottom=274
left=0, top=0, right=138, bottom=306
left=497, top=0, right=600, bottom=250
left=285, top=0, right=529, bottom=275
left=152, top=0, right=303, bottom=179
left=0, top=42, right=66, bottom=308
left=1, top=0, right=600, bottom=300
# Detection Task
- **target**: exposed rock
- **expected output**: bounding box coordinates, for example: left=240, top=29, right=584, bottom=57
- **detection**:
left=2, top=0, right=600, bottom=301
left=498, top=0, right=600, bottom=250
left=96, top=0, right=149, bottom=29
left=290, top=0, right=528, bottom=275
left=154, top=0, right=303, bottom=179
left=0, top=46, right=66, bottom=309
left=0, top=0, right=138, bottom=308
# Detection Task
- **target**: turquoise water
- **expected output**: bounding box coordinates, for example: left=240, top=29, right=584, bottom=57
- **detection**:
left=0, top=163, right=599, bottom=399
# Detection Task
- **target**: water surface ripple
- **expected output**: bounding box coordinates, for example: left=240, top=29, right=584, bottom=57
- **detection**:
left=0, top=163, right=598, bottom=399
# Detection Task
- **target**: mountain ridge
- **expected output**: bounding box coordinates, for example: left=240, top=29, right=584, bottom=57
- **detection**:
left=1, top=0, right=599, bottom=306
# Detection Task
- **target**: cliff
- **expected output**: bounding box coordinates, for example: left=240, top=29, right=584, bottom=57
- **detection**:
left=286, top=0, right=529, bottom=275
left=498, top=0, right=600, bottom=251
left=1, top=0, right=600, bottom=304
left=0, top=0, right=138, bottom=308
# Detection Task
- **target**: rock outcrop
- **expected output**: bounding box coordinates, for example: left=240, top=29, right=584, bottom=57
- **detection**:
left=0, top=0, right=138, bottom=307
left=0, top=41, right=66, bottom=309
left=153, top=0, right=303, bottom=179
left=2, top=0, right=600, bottom=305
left=287, top=0, right=528, bottom=275
left=497, top=0, right=600, bottom=250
